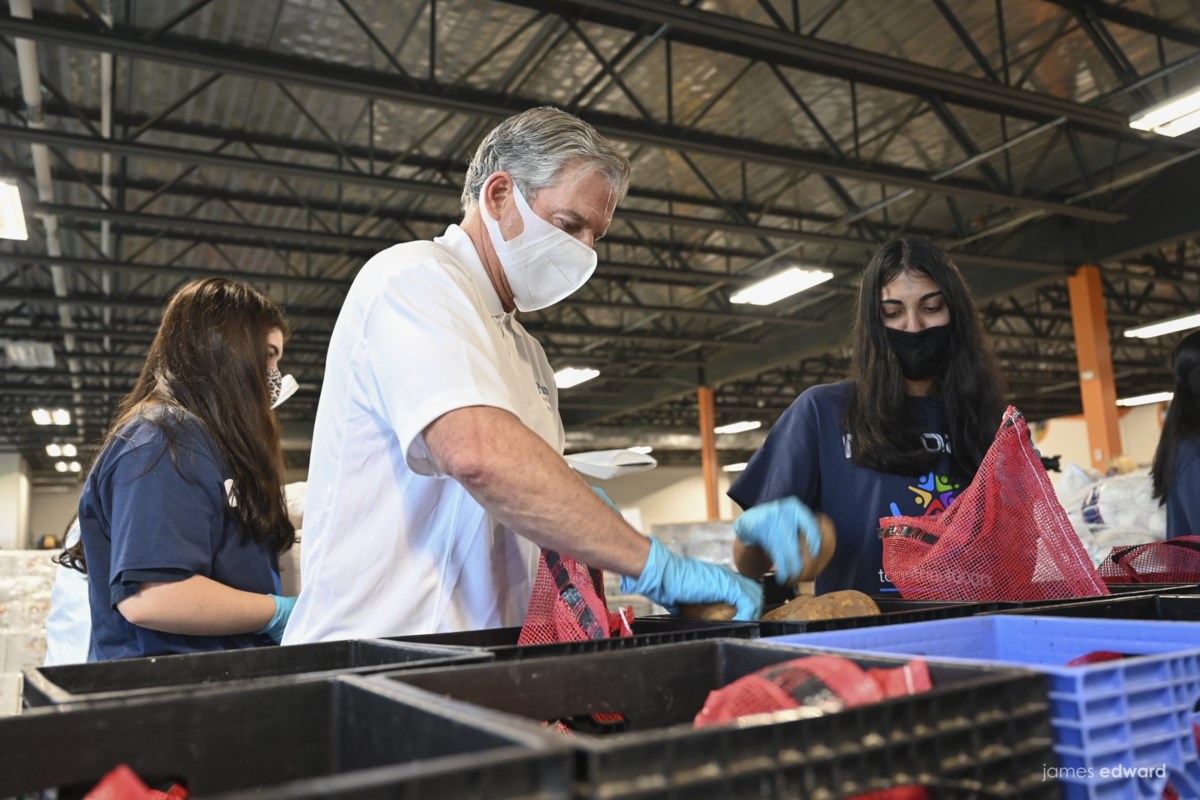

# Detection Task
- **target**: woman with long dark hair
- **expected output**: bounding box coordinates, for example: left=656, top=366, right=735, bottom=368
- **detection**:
left=1151, top=330, right=1200, bottom=537
left=76, top=278, right=298, bottom=660
left=728, top=236, right=1007, bottom=595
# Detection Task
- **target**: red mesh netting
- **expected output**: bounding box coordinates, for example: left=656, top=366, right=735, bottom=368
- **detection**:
left=694, top=655, right=931, bottom=800
left=880, top=406, right=1108, bottom=602
left=518, top=548, right=632, bottom=646
left=1098, top=538, right=1200, bottom=584
left=85, top=766, right=189, bottom=800
left=693, top=655, right=931, bottom=728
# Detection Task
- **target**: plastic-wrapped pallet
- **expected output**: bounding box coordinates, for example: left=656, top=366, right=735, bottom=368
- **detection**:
left=0, top=550, right=57, bottom=716
left=651, top=520, right=735, bottom=566
left=1060, top=468, right=1167, bottom=566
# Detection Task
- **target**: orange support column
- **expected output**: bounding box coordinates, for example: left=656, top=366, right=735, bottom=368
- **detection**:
left=698, top=386, right=719, bottom=521
left=1067, top=265, right=1122, bottom=472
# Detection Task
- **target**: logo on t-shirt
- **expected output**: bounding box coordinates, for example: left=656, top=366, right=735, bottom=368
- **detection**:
left=890, top=470, right=962, bottom=517
left=535, top=381, right=551, bottom=411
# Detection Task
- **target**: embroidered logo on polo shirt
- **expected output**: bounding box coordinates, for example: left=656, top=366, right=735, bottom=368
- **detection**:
left=536, top=381, right=552, bottom=411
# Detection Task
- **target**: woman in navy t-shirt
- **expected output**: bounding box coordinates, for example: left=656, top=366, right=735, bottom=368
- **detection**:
left=1151, top=330, right=1200, bottom=538
left=72, top=278, right=298, bottom=660
left=729, top=237, right=1007, bottom=596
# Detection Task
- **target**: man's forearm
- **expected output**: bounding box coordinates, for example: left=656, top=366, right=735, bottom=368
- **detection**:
left=424, top=406, right=651, bottom=577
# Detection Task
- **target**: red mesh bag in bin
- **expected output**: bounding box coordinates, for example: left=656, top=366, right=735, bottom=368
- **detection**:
left=1098, top=538, right=1200, bottom=583
left=880, top=406, right=1108, bottom=602
left=694, top=655, right=931, bottom=800
left=518, top=548, right=632, bottom=646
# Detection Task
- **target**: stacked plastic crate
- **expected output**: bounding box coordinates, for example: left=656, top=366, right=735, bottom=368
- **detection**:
left=0, top=550, right=56, bottom=714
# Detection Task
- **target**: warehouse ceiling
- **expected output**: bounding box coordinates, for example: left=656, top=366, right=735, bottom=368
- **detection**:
left=1, top=0, right=1199, bottom=478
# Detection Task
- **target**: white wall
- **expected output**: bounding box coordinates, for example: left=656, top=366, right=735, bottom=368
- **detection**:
left=587, top=466, right=738, bottom=533
left=0, top=454, right=31, bottom=549
left=30, top=484, right=83, bottom=544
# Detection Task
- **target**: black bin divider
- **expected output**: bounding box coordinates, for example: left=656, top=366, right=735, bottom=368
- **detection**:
left=759, top=597, right=995, bottom=635
left=0, top=675, right=570, bottom=799
left=986, top=593, right=1200, bottom=620
left=389, top=617, right=757, bottom=660
left=376, top=638, right=1060, bottom=799
left=23, top=639, right=490, bottom=709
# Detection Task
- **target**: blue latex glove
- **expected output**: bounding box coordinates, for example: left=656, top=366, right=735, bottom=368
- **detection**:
left=621, top=537, right=763, bottom=620
left=592, top=486, right=620, bottom=513
left=734, top=496, right=822, bottom=585
left=257, top=594, right=297, bottom=644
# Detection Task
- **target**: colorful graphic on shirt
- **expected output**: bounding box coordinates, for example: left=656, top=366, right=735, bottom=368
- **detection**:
left=888, top=471, right=961, bottom=517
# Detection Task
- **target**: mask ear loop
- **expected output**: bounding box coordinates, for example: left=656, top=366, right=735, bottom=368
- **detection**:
left=271, top=374, right=298, bottom=409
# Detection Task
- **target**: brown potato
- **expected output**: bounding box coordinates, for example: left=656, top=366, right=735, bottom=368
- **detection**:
left=761, top=590, right=879, bottom=622
left=678, top=602, right=737, bottom=621
left=760, top=594, right=816, bottom=622
left=794, top=513, right=838, bottom=584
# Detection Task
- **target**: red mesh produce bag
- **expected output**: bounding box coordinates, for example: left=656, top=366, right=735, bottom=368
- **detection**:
left=880, top=406, right=1108, bottom=602
left=86, top=766, right=189, bottom=800
left=1098, top=538, right=1200, bottom=583
left=694, top=655, right=931, bottom=800
left=518, top=548, right=632, bottom=646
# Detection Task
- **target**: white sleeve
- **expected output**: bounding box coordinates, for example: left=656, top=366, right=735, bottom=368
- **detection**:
left=361, top=262, right=519, bottom=477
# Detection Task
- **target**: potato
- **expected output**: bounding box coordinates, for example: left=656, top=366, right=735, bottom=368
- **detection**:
left=678, top=602, right=737, bottom=621
left=761, top=590, right=879, bottom=622
left=794, top=513, right=838, bottom=583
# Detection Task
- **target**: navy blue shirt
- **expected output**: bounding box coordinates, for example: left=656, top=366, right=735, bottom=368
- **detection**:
left=728, top=381, right=961, bottom=596
left=78, top=409, right=279, bottom=661
left=1167, top=437, right=1200, bottom=538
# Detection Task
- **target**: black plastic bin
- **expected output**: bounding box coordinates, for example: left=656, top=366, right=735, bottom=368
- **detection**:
left=23, top=639, right=489, bottom=709
left=989, top=592, right=1200, bottom=620
left=378, top=638, right=1060, bottom=798
left=389, top=617, right=757, bottom=660
left=0, top=676, right=570, bottom=799
left=759, top=597, right=995, bottom=635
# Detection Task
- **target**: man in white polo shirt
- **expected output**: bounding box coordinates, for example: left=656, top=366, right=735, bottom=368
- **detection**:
left=283, top=107, right=761, bottom=643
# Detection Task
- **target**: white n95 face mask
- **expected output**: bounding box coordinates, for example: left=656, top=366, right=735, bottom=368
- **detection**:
left=268, top=368, right=298, bottom=409
left=479, top=180, right=598, bottom=312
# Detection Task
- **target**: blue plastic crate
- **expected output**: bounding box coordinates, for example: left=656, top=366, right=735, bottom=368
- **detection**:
left=768, top=616, right=1200, bottom=799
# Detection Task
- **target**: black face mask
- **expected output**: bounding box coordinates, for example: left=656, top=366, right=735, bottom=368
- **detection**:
left=885, top=324, right=952, bottom=381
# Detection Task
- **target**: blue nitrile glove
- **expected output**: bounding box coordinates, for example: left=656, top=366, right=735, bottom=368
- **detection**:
left=592, top=486, right=620, bottom=513
left=621, top=537, right=763, bottom=620
left=257, top=594, right=297, bottom=644
left=734, top=496, right=822, bottom=585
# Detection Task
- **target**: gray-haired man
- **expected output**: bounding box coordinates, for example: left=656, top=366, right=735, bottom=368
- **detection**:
left=285, top=107, right=761, bottom=643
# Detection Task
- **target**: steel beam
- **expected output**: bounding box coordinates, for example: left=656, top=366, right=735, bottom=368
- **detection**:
left=0, top=14, right=1128, bottom=222
left=496, top=0, right=1147, bottom=138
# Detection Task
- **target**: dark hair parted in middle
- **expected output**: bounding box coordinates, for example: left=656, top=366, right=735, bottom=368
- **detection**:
left=103, top=278, right=294, bottom=556
left=844, top=236, right=1007, bottom=481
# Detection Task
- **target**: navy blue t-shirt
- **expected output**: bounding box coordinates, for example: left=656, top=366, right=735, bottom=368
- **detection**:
left=728, top=381, right=962, bottom=596
left=1167, top=436, right=1200, bottom=538
left=78, top=409, right=279, bottom=661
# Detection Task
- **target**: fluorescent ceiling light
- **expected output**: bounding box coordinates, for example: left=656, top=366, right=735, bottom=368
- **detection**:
left=0, top=181, right=27, bottom=241
left=51, top=408, right=71, bottom=425
left=1124, top=312, right=1200, bottom=339
left=45, top=443, right=61, bottom=457
left=69, top=461, right=81, bottom=473
left=722, top=462, right=748, bottom=472
left=62, top=443, right=77, bottom=457
left=714, top=420, right=762, bottom=435
left=54, top=461, right=67, bottom=472
left=1129, top=84, right=1200, bottom=137
left=1117, top=391, right=1173, bottom=407
left=31, top=408, right=51, bottom=425
left=554, top=367, right=600, bottom=389
left=627, top=445, right=653, bottom=455
left=730, top=267, right=834, bottom=306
